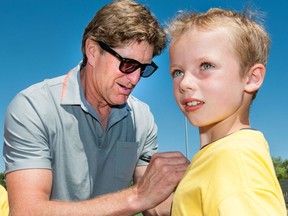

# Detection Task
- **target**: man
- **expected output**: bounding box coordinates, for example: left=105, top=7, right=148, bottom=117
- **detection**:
left=3, top=0, right=189, bottom=215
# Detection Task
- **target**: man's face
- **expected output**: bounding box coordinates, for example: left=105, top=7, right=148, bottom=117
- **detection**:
left=86, top=40, right=154, bottom=106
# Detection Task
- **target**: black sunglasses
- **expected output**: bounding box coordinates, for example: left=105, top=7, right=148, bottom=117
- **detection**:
left=97, top=41, right=158, bottom=78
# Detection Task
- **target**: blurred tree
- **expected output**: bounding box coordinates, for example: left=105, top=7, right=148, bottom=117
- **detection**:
left=273, top=157, right=288, bottom=179
left=0, top=172, right=6, bottom=189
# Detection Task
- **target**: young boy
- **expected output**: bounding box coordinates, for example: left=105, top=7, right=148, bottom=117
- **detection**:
left=0, top=185, right=9, bottom=215
left=167, top=8, right=286, bottom=215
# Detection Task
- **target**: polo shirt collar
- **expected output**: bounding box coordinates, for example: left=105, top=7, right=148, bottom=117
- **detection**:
left=60, top=64, right=82, bottom=106
left=60, top=63, right=132, bottom=124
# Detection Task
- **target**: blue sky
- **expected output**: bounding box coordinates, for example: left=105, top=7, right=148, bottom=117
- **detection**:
left=1, top=0, right=288, bottom=172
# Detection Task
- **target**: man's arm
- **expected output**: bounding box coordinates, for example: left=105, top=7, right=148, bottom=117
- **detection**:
left=7, top=152, right=189, bottom=216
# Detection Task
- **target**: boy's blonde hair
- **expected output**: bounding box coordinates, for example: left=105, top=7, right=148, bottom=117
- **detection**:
left=167, top=8, right=270, bottom=79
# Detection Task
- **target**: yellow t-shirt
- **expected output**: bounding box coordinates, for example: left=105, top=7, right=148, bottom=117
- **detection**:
left=0, top=185, right=9, bottom=216
left=172, top=129, right=286, bottom=216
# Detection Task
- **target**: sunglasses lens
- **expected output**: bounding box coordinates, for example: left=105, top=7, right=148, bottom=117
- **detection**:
left=141, top=65, right=155, bottom=77
left=120, top=60, right=140, bottom=73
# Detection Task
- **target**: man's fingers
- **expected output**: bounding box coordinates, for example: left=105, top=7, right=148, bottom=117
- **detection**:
left=150, top=151, right=190, bottom=165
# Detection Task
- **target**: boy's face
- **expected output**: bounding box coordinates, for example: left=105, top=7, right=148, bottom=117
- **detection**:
left=169, top=29, right=248, bottom=129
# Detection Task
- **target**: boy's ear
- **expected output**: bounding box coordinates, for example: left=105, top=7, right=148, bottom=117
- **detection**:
left=244, top=63, right=266, bottom=93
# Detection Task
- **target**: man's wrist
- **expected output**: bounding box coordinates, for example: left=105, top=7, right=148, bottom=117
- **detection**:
left=126, top=185, right=146, bottom=214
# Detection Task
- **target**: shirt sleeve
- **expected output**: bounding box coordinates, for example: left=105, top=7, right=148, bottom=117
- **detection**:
left=4, top=90, right=52, bottom=174
left=127, top=96, right=158, bottom=166
left=137, top=110, right=158, bottom=166
left=215, top=135, right=287, bottom=215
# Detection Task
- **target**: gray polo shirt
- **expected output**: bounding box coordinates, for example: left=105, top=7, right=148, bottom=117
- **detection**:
left=4, top=64, right=158, bottom=201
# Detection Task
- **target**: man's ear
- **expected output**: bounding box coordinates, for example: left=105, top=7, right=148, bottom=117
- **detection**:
left=244, top=63, right=266, bottom=93
left=85, top=38, right=97, bottom=66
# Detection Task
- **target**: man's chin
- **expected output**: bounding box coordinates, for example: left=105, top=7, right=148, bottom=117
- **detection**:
left=111, top=96, right=129, bottom=106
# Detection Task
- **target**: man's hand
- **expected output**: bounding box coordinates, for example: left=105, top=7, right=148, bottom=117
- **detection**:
left=135, top=152, right=190, bottom=211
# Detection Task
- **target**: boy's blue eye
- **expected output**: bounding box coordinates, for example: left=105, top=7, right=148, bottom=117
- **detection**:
left=173, top=70, right=184, bottom=77
left=200, top=62, right=213, bottom=70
